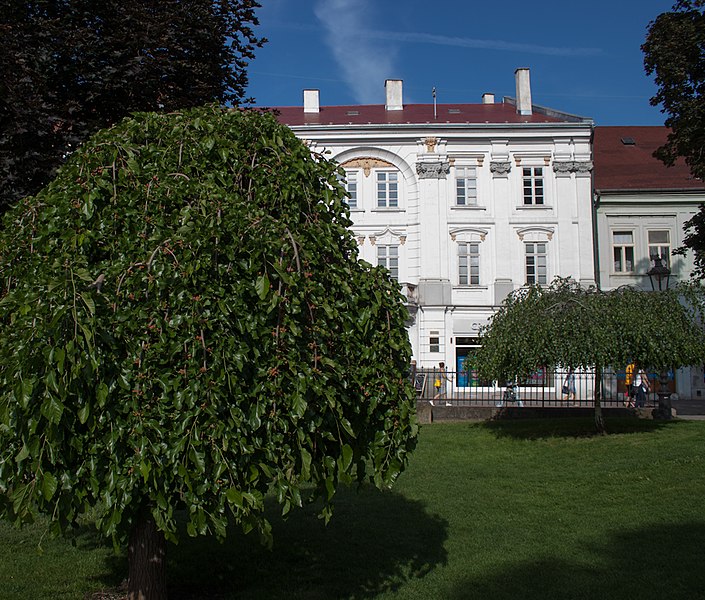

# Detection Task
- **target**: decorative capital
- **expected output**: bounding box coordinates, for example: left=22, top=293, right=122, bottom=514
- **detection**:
left=573, top=160, right=593, bottom=174
left=490, top=161, right=511, bottom=176
left=553, top=160, right=593, bottom=176
left=416, top=161, right=450, bottom=179
left=424, top=137, right=439, bottom=153
left=553, top=161, right=574, bottom=174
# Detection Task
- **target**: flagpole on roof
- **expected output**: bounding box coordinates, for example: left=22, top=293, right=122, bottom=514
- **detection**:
left=433, top=87, right=437, bottom=120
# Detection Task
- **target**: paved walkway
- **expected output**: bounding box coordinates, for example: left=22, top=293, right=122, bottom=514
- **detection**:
left=671, top=398, right=705, bottom=419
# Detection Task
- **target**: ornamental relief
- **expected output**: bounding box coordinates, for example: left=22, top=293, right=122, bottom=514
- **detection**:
left=553, top=160, right=594, bottom=175
left=490, top=161, right=511, bottom=175
left=340, top=157, right=395, bottom=177
left=369, top=228, right=407, bottom=246
left=416, top=161, right=450, bottom=179
left=516, top=228, right=554, bottom=241
left=424, top=137, right=439, bottom=153
left=449, top=230, right=487, bottom=242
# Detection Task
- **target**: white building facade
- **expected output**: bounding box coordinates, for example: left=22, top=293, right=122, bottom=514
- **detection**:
left=274, top=69, right=595, bottom=381
left=594, top=126, right=705, bottom=400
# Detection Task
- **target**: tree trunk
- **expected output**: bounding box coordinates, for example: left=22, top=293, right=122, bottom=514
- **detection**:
left=128, top=511, right=168, bottom=600
left=593, top=366, right=606, bottom=435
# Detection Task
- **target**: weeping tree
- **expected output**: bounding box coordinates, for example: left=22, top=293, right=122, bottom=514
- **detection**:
left=474, top=278, right=705, bottom=433
left=0, top=105, right=418, bottom=599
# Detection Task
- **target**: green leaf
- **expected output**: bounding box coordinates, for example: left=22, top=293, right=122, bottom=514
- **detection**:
left=80, top=292, right=95, bottom=316
left=139, top=461, right=151, bottom=482
left=12, top=482, right=34, bottom=519
left=96, top=382, right=109, bottom=407
left=41, top=396, right=64, bottom=424
left=226, top=487, right=244, bottom=508
left=77, top=403, right=90, bottom=424
left=300, top=447, right=312, bottom=480
left=340, top=444, right=353, bottom=472
left=42, top=472, right=58, bottom=501
left=15, top=443, right=30, bottom=463
left=255, top=274, right=270, bottom=300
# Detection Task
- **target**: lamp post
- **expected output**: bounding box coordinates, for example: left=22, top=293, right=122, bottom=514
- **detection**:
left=647, top=255, right=671, bottom=291
left=647, top=255, right=673, bottom=419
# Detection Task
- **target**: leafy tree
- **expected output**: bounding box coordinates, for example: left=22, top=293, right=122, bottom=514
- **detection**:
left=474, top=278, right=705, bottom=432
left=643, top=0, right=705, bottom=280
left=0, top=0, right=265, bottom=212
left=673, top=207, right=705, bottom=281
left=0, top=106, right=418, bottom=599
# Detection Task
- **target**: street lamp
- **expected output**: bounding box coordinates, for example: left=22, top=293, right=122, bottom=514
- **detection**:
left=647, top=255, right=671, bottom=291
left=646, top=254, right=674, bottom=419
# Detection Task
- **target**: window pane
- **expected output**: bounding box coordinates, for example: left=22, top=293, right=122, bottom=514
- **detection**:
left=613, top=231, right=633, bottom=244
left=624, top=247, right=634, bottom=272
left=526, top=242, right=547, bottom=284
left=345, top=171, right=357, bottom=208
left=648, top=230, right=669, bottom=244
left=523, top=167, right=544, bottom=205
left=456, top=167, right=477, bottom=206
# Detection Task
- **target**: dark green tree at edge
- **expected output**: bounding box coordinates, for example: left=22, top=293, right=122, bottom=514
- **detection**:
left=0, top=106, right=418, bottom=600
left=0, top=0, right=266, bottom=212
left=643, top=0, right=705, bottom=280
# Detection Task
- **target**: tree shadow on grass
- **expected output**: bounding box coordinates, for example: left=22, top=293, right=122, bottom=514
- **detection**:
left=480, top=417, right=685, bottom=440
left=446, top=522, right=705, bottom=600
left=164, top=485, right=448, bottom=599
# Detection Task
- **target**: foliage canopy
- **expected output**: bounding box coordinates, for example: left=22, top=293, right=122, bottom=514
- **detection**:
left=643, top=0, right=705, bottom=280
left=475, top=278, right=705, bottom=382
left=0, top=106, right=418, bottom=552
left=643, top=0, right=705, bottom=179
left=0, top=0, right=265, bottom=211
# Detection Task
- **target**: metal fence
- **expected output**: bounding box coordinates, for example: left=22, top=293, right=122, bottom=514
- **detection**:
left=412, top=366, right=665, bottom=408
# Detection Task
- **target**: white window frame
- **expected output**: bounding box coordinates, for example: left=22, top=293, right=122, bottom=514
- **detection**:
left=458, top=241, right=480, bottom=286
left=525, top=242, right=547, bottom=285
left=522, top=166, right=545, bottom=205
left=455, top=166, right=478, bottom=207
left=343, top=169, right=358, bottom=209
left=648, top=230, right=671, bottom=267
left=377, top=244, right=399, bottom=280
left=612, top=230, right=635, bottom=274
left=429, top=331, right=440, bottom=353
left=376, top=171, right=399, bottom=208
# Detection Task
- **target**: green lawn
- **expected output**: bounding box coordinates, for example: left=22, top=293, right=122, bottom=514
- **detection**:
left=2, top=418, right=705, bottom=599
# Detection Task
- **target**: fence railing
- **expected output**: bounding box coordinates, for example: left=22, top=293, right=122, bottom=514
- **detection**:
left=411, top=367, right=665, bottom=408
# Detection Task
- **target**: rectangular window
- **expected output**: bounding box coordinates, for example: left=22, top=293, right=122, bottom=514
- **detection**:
left=344, top=170, right=357, bottom=209
left=377, top=171, right=398, bottom=208
left=377, top=245, right=399, bottom=280
left=648, top=230, right=671, bottom=267
left=458, top=242, right=480, bottom=285
left=613, top=231, right=635, bottom=273
left=522, top=167, right=544, bottom=205
left=429, top=332, right=440, bottom=353
left=525, top=242, right=547, bottom=284
left=456, top=167, right=477, bottom=206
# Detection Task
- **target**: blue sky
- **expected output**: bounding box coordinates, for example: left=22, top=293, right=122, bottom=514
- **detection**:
left=245, top=0, right=676, bottom=125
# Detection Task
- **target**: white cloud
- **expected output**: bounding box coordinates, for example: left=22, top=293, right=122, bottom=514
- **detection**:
left=314, top=0, right=398, bottom=104
left=364, top=30, right=601, bottom=57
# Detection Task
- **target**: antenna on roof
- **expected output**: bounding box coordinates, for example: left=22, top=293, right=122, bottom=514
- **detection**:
left=432, top=87, right=437, bottom=120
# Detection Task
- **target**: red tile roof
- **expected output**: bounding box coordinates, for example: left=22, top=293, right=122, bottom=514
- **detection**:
left=268, top=102, right=572, bottom=127
left=594, top=126, right=704, bottom=192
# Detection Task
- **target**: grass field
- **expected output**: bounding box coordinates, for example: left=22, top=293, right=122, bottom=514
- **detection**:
left=1, top=417, right=704, bottom=599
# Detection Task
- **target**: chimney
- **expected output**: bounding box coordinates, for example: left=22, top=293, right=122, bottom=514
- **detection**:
left=514, top=68, right=532, bottom=115
left=482, top=93, right=495, bottom=104
left=303, top=89, right=319, bottom=113
left=385, top=79, right=403, bottom=111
